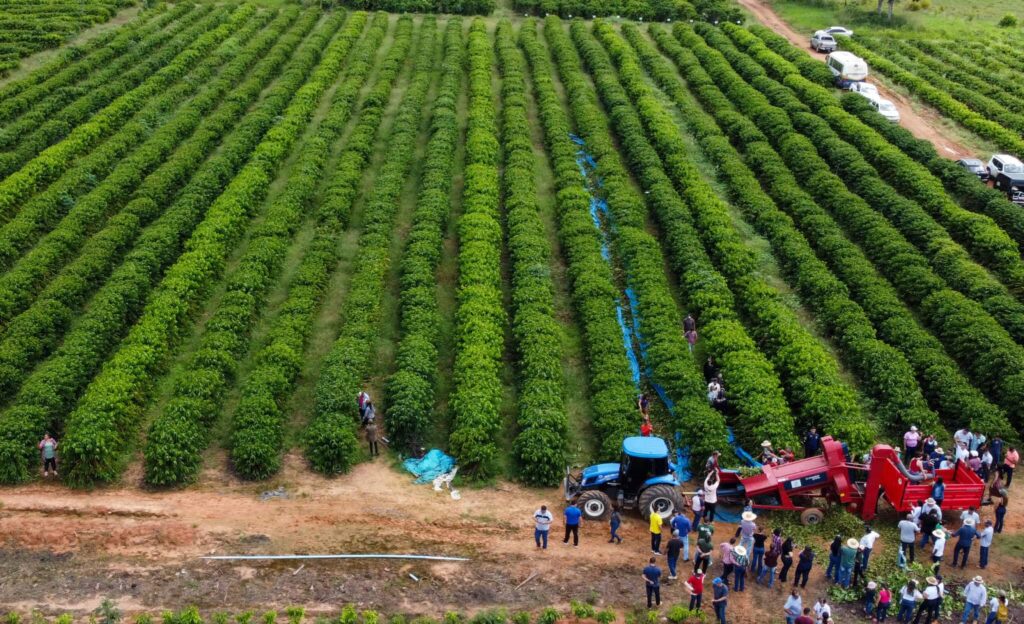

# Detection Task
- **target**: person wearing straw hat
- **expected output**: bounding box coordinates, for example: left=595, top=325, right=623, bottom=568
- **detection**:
left=736, top=511, right=757, bottom=553
left=922, top=497, right=943, bottom=521
left=912, top=577, right=943, bottom=624
left=784, top=589, right=803, bottom=624
left=961, top=576, right=988, bottom=624
left=732, top=544, right=749, bottom=592
left=838, top=537, right=858, bottom=589
left=864, top=581, right=879, bottom=617
left=761, top=440, right=779, bottom=465
left=930, top=528, right=947, bottom=571
left=951, top=518, right=978, bottom=568
left=978, top=520, right=994, bottom=569
left=712, top=576, right=729, bottom=624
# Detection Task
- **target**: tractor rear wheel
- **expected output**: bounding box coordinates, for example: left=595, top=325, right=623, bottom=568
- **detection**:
left=800, top=508, right=824, bottom=526
left=578, top=491, right=613, bottom=521
left=639, top=484, right=683, bottom=521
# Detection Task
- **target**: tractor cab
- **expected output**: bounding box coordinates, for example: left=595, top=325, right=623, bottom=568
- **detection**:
left=564, top=437, right=683, bottom=521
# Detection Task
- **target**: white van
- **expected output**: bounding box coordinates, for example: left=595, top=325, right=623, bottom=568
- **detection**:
left=826, top=51, right=869, bottom=89
left=867, top=96, right=900, bottom=123
left=987, top=154, right=1024, bottom=179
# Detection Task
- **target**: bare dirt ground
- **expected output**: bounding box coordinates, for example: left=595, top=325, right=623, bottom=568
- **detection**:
left=734, top=0, right=972, bottom=159
left=1, top=455, right=1022, bottom=619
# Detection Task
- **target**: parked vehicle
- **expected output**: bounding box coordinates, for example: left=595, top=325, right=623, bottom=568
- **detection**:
left=811, top=30, right=838, bottom=53
left=826, top=51, right=869, bottom=88
left=826, top=26, right=854, bottom=37
left=850, top=82, right=879, bottom=98
left=994, top=171, right=1024, bottom=205
left=564, top=436, right=684, bottom=520
left=956, top=158, right=990, bottom=181
left=987, top=153, right=1024, bottom=179
left=866, top=96, right=900, bottom=123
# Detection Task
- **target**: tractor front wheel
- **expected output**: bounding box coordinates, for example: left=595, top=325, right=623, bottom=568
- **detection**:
left=800, top=508, right=824, bottom=526
left=639, top=484, right=683, bottom=521
left=578, top=490, right=613, bottom=521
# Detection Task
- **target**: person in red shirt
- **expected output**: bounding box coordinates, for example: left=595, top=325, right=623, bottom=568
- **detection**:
left=640, top=417, right=653, bottom=437
left=686, top=570, right=705, bottom=611
left=1001, top=447, right=1019, bottom=487
left=795, top=608, right=814, bottom=624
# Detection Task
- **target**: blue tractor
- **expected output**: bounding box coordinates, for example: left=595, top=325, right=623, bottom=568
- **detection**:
left=563, top=436, right=685, bottom=521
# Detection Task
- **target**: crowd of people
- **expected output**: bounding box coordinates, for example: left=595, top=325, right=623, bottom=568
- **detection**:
left=535, top=421, right=1015, bottom=623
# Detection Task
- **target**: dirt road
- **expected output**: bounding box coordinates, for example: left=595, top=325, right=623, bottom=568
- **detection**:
left=1, top=455, right=1022, bottom=619
left=734, top=0, right=972, bottom=159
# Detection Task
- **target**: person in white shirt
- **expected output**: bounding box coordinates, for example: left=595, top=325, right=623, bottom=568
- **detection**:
left=897, top=581, right=923, bottom=623
left=961, top=506, right=981, bottom=527
left=533, top=505, right=554, bottom=549
left=962, top=576, right=988, bottom=624
left=931, top=529, right=947, bottom=568
left=981, top=448, right=994, bottom=479
left=912, top=577, right=942, bottom=624
left=703, top=471, right=719, bottom=521
left=978, top=520, right=995, bottom=569
left=922, top=498, right=943, bottom=521
left=813, top=597, right=831, bottom=624
left=860, top=525, right=880, bottom=571
left=691, top=491, right=704, bottom=526
left=956, top=443, right=970, bottom=463
left=954, top=428, right=973, bottom=449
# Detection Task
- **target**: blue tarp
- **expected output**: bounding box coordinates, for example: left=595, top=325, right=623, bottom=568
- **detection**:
left=572, top=133, right=692, bottom=482
left=728, top=427, right=763, bottom=469
left=403, top=449, right=455, bottom=484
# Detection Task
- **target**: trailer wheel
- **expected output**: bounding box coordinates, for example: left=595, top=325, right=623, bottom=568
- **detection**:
left=639, top=484, right=684, bottom=521
left=577, top=491, right=612, bottom=521
left=800, top=508, right=824, bottom=526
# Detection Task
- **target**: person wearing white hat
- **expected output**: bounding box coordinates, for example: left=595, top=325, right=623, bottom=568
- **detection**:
left=931, top=528, right=947, bottom=571
left=922, top=496, right=942, bottom=521
left=737, top=511, right=757, bottom=552
left=838, top=537, right=858, bottom=588
left=962, top=576, right=988, bottom=624
left=904, top=426, right=921, bottom=457
left=761, top=440, right=779, bottom=465
left=952, top=518, right=979, bottom=569
left=732, top=545, right=749, bottom=592
left=865, top=581, right=879, bottom=617
left=912, top=577, right=943, bottom=624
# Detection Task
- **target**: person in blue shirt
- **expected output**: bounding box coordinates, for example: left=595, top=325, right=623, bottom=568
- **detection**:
left=671, top=511, right=692, bottom=561
left=712, top=577, right=729, bottom=624
left=931, top=478, right=945, bottom=507
left=563, top=503, right=582, bottom=547
left=643, top=557, right=663, bottom=608
left=994, top=499, right=1006, bottom=533
left=951, top=520, right=977, bottom=568
left=990, top=436, right=1003, bottom=467
left=609, top=508, right=622, bottom=544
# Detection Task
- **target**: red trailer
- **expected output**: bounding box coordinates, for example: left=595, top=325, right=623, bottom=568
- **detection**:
left=714, top=437, right=985, bottom=524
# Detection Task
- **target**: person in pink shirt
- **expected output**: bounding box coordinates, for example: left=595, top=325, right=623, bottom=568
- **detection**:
left=720, top=538, right=736, bottom=583
left=904, top=426, right=922, bottom=458
left=1001, top=447, right=1018, bottom=487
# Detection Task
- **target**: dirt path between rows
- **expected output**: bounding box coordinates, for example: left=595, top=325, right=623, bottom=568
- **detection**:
left=1, top=456, right=1022, bottom=619
left=734, top=0, right=972, bottom=159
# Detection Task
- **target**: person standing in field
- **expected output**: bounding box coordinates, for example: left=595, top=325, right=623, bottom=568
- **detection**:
left=643, top=557, right=663, bottom=608
left=362, top=400, right=379, bottom=457
left=712, top=577, right=728, bottom=624
left=638, top=392, right=650, bottom=418
left=793, top=545, right=814, bottom=588
left=904, top=426, right=921, bottom=457
left=994, top=499, right=1006, bottom=533
left=803, top=426, right=821, bottom=457
left=650, top=509, right=664, bottom=555
left=703, top=471, right=719, bottom=521
left=667, top=529, right=684, bottom=580
left=38, top=433, right=57, bottom=477
left=961, top=576, right=988, bottom=624
left=779, top=536, right=794, bottom=583
left=898, top=513, right=920, bottom=564
left=609, top=508, right=622, bottom=544
left=357, top=390, right=371, bottom=419
left=876, top=583, right=893, bottom=622
left=784, top=589, right=803, bottom=624
left=563, top=502, right=581, bottom=547
left=685, top=328, right=698, bottom=353
left=1001, top=446, right=1018, bottom=487
left=978, top=520, right=994, bottom=569
left=671, top=509, right=691, bottom=561
left=533, top=505, right=553, bottom=549
left=686, top=569, right=705, bottom=611
left=985, top=593, right=1008, bottom=624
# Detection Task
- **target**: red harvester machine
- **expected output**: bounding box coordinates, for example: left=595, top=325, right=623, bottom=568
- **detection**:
left=715, top=436, right=986, bottom=524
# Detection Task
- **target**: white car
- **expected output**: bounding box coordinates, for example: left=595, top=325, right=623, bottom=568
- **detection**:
left=850, top=82, right=879, bottom=98
left=988, top=154, right=1024, bottom=179
left=826, top=26, right=854, bottom=37
left=867, top=96, right=900, bottom=123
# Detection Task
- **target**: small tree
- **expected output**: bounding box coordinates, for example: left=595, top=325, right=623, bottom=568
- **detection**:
left=999, top=13, right=1019, bottom=27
